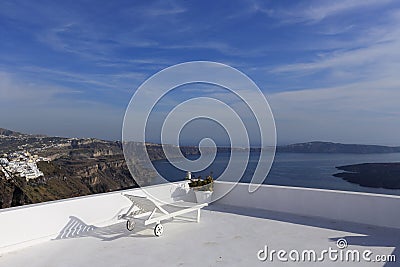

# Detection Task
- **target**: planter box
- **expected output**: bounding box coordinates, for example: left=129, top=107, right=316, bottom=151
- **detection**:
left=194, top=191, right=213, bottom=204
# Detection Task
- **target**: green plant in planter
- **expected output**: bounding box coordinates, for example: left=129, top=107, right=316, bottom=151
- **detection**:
left=188, top=173, right=214, bottom=191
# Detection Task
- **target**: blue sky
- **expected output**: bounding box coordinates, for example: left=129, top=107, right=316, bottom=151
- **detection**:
left=1, top=0, right=400, bottom=145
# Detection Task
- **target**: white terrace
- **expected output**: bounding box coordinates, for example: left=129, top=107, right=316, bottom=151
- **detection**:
left=0, top=182, right=399, bottom=266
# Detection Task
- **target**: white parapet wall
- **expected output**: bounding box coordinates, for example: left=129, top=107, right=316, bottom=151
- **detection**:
left=1, top=181, right=399, bottom=254
left=213, top=181, right=400, bottom=230
left=0, top=181, right=192, bottom=254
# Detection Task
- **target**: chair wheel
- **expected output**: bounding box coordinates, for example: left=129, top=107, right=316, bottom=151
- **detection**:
left=154, top=223, right=163, bottom=237
left=126, top=220, right=135, bottom=231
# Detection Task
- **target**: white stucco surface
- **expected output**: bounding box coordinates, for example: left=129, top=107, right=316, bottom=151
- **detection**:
left=0, top=204, right=398, bottom=267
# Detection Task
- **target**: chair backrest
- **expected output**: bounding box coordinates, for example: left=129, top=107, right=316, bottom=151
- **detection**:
left=123, top=194, right=157, bottom=213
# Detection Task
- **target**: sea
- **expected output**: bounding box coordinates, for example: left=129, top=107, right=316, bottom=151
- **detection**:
left=153, top=151, right=400, bottom=196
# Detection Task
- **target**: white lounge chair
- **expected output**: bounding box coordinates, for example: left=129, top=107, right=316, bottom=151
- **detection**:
left=119, top=194, right=208, bottom=236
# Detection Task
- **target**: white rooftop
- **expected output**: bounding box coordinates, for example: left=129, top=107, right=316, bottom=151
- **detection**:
left=0, top=182, right=399, bottom=266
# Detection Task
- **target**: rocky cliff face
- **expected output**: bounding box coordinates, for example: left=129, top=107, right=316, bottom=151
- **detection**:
left=0, top=155, right=136, bottom=209
left=0, top=128, right=205, bottom=209
left=0, top=175, right=32, bottom=208
left=0, top=138, right=137, bottom=208
left=0, top=174, right=13, bottom=208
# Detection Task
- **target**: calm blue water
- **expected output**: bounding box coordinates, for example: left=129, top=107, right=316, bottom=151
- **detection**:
left=153, top=152, right=400, bottom=196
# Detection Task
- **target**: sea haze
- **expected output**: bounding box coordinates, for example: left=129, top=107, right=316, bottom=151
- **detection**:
left=153, top=151, right=400, bottom=196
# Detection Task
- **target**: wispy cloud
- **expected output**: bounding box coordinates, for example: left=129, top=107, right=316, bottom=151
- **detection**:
left=272, top=41, right=399, bottom=74
left=0, top=1, right=187, bottom=65
left=270, top=8, right=400, bottom=88
left=0, top=71, right=70, bottom=103
left=254, top=0, right=394, bottom=24
left=1, top=0, right=400, bottom=144
left=269, top=78, right=400, bottom=145
left=137, top=4, right=186, bottom=17
left=0, top=71, right=125, bottom=139
left=163, top=41, right=243, bottom=56
left=19, top=66, right=146, bottom=90
left=295, top=0, right=393, bottom=23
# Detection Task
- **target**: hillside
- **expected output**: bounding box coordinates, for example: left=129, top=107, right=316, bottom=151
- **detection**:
left=0, top=128, right=201, bottom=209
left=0, top=128, right=25, bottom=137
left=0, top=138, right=136, bottom=208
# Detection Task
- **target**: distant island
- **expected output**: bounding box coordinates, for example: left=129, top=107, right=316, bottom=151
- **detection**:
left=334, top=163, right=400, bottom=189
left=277, top=141, right=400, bottom=154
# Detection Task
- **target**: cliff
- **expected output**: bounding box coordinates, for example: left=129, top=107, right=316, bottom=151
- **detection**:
left=0, top=130, right=202, bottom=209
left=0, top=135, right=137, bottom=208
